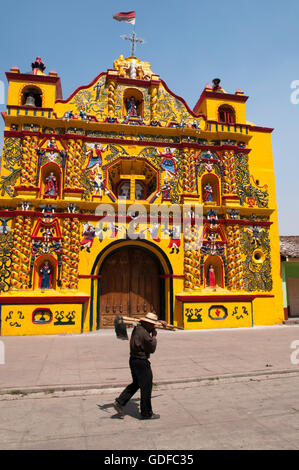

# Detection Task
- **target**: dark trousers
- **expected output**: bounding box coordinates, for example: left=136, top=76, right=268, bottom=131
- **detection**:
left=117, top=357, right=153, bottom=417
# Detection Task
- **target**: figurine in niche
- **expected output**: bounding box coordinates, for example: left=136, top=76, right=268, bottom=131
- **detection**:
left=228, top=209, right=239, bottom=220
left=207, top=209, right=218, bottom=227
left=41, top=226, right=54, bottom=243
left=85, top=143, right=108, bottom=169
left=42, top=204, right=54, bottom=222
left=39, top=260, right=52, bottom=289
left=207, top=264, right=216, bottom=288
left=161, top=178, right=172, bottom=201
left=67, top=203, right=77, bottom=213
left=135, top=182, right=145, bottom=200
left=119, top=181, right=131, bottom=200
left=21, top=201, right=30, bottom=211
left=204, top=183, right=213, bottom=202
left=47, top=137, right=58, bottom=150
left=159, top=147, right=177, bottom=180
left=44, top=173, right=58, bottom=198
left=80, top=222, right=96, bottom=252
left=63, top=110, right=74, bottom=121
left=126, top=96, right=140, bottom=117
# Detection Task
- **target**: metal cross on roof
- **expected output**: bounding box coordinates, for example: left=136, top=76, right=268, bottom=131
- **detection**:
left=120, top=31, right=145, bottom=57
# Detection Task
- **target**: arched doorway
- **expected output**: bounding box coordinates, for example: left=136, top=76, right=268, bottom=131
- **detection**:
left=99, top=246, right=163, bottom=328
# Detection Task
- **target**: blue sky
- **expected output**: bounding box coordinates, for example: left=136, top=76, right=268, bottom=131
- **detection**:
left=0, top=0, right=298, bottom=234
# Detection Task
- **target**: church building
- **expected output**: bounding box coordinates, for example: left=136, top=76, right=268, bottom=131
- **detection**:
left=0, top=52, right=283, bottom=335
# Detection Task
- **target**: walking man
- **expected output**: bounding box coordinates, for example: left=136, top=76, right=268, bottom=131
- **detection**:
left=114, top=312, right=165, bottom=420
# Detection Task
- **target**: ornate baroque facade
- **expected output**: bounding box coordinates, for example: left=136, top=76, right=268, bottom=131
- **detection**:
left=0, top=55, right=283, bottom=335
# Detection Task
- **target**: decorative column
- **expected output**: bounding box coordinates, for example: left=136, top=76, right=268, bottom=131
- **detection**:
left=150, top=84, right=158, bottom=122
left=10, top=216, right=33, bottom=289
left=222, top=151, right=240, bottom=205
left=108, top=79, right=117, bottom=118
left=21, top=135, right=39, bottom=186
left=61, top=217, right=80, bottom=289
left=226, top=223, right=244, bottom=290
left=182, top=149, right=197, bottom=194
left=184, top=224, right=201, bottom=290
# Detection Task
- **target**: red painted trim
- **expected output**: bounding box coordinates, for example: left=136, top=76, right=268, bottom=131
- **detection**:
left=176, top=294, right=275, bottom=302
left=181, top=193, right=199, bottom=199
left=222, top=195, right=241, bottom=200
left=78, top=275, right=102, bottom=279
left=2, top=130, right=252, bottom=155
left=248, top=125, right=274, bottom=133
left=55, top=72, right=107, bottom=105
left=14, top=186, right=39, bottom=191
left=0, top=211, right=273, bottom=227
left=159, top=274, right=185, bottom=279
left=64, top=188, right=85, bottom=194
left=6, top=72, right=60, bottom=84
left=5, top=72, right=63, bottom=100
left=284, top=306, right=289, bottom=321
left=0, top=296, right=89, bottom=304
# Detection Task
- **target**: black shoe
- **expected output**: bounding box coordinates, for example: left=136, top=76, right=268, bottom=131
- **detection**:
left=113, top=400, right=124, bottom=419
left=140, top=413, right=160, bottom=420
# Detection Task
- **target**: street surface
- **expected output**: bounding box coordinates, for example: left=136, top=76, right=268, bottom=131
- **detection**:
left=1, top=372, right=299, bottom=450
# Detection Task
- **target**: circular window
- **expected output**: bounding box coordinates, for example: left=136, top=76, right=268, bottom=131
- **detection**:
left=252, top=249, right=265, bottom=264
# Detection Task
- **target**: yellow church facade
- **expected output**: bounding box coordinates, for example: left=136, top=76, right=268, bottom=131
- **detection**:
left=0, top=55, right=284, bottom=335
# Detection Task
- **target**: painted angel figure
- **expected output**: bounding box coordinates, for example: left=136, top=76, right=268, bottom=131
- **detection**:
left=85, top=143, right=108, bottom=170
left=159, top=147, right=178, bottom=180
left=80, top=222, right=96, bottom=252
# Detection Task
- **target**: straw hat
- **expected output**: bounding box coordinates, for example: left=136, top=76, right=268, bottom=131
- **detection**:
left=140, top=312, right=159, bottom=325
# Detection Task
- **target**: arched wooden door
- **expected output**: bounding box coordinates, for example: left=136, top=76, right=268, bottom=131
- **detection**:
left=99, top=247, right=161, bottom=328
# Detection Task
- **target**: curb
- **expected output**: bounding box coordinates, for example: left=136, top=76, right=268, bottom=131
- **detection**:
left=1, top=367, right=299, bottom=397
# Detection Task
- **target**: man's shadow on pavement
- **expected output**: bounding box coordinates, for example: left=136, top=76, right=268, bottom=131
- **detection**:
left=97, top=394, right=162, bottom=420
left=97, top=399, right=140, bottom=419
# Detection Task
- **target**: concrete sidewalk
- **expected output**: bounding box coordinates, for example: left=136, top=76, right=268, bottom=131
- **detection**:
left=1, top=324, right=299, bottom=394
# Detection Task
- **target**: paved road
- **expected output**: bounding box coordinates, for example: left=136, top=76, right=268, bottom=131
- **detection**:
left=1, top=372, right=299, bottom=450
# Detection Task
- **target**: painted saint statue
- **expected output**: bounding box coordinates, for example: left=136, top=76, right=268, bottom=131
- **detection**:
left=207, top=264, right=216, bottom=287
left=204, top=183, right=213, bottom=202
left=44, top=172, right=58, bottom=197
left=126, top=96, right=139, bottom=117
left=39, top=260, right=52, bottom=289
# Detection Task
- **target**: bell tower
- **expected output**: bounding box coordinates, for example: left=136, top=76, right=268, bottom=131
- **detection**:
left=5, top=57, right=62, bottom=131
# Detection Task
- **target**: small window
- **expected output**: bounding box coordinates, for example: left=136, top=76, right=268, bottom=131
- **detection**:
left=218, top=105, right=235, bottom=124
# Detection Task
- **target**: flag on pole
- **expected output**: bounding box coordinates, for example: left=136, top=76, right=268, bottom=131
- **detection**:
left=113, top=11, right=136, bottom=25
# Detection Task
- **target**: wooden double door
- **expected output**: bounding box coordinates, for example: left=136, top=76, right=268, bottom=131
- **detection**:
left=99, top=247, right=161, bottom=328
